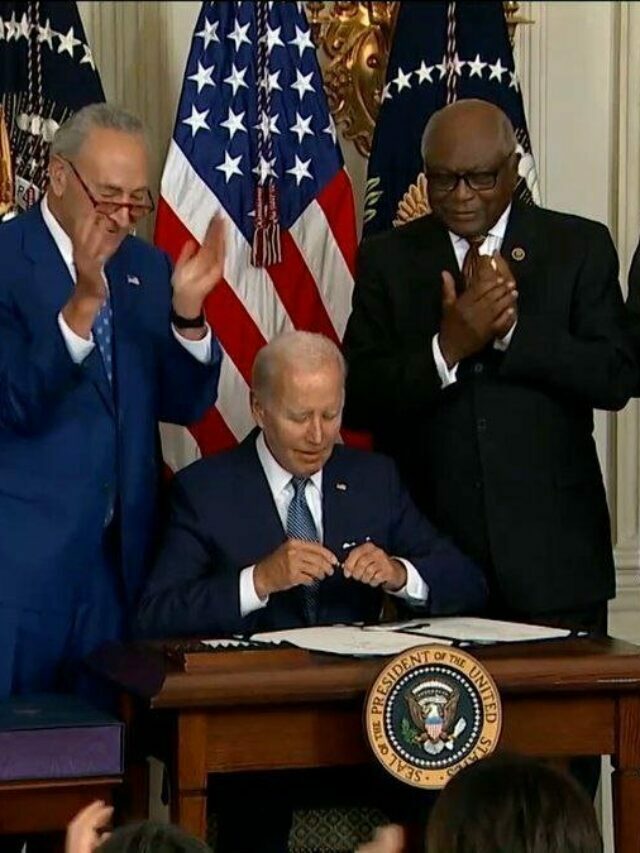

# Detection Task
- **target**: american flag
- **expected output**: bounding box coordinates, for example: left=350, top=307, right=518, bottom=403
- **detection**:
left=155, top=0, right=357, bottom=471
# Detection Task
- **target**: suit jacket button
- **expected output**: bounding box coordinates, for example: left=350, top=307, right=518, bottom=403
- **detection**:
left=474, top=363, right=484, bottom=375
left=477, top=418, right=487, bottom=432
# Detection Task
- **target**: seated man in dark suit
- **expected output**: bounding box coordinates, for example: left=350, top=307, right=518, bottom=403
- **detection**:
left=138, top=330, right=486, bottom=853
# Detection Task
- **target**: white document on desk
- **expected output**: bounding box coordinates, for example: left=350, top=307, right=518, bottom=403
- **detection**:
left=363, top=616, right=571, bottom=644
left=250, top=625, right=451, bottom=656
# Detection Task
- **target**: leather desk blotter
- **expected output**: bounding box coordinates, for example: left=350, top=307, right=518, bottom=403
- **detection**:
left=0, top=694, right=123, bottom=781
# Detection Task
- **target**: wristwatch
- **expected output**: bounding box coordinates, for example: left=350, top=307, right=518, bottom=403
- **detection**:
left=170, top=307, right=206, bottom=329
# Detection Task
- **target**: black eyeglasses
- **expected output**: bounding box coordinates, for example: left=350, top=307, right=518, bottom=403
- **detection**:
left=61, top=157, right=155, bottom=222
left=426, top=151, right=515, bottom=194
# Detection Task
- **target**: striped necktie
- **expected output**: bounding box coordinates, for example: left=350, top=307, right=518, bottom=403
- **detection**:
left=461, top=234, right=487, bottom=289
left=286, top=476, right=320, bottom=625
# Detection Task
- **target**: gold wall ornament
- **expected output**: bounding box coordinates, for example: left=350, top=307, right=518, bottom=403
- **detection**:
left=307, top=1, right=399, bottom=157
left=503, top=1, right=534, bottom=47
left=393, top=171, right=431, bottom=227
left=0, top=106, right=14, bottom=217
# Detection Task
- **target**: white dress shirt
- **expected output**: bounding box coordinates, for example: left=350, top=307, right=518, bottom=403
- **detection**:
left=41, top=195, right=212, bottom=365
left=239, top=432, right=429, bottom=616
left=432, top=203, right=516, bottom=388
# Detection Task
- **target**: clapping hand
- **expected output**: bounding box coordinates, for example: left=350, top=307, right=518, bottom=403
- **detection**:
left=65, top=800, right=113, bottom=853
left=171, top=214, right=226, bottom=321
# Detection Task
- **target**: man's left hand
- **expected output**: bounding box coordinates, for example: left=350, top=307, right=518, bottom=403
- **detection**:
left=171, top=214, right=226, bottom=324
left=485, top=251, right=518, bottom=339
left=343, top=543, right=407, bottom=591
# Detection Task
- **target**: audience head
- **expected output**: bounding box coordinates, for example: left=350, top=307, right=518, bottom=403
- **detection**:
left=48, top=102, right=153, bottom=251
left=426, top=753, right=603, bottom=853
left=251, top=331, right=346, bottom=478
left=98, top=820, right=212, bottom=853
left=420, top=98, right=518, bottom=239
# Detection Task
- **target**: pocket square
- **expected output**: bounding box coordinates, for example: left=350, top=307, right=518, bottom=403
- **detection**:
left=127, top=274, right=141, bottom=286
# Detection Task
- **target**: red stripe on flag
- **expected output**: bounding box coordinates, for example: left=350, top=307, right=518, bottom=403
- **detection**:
left=154, top=197, right=195, bottom=264
left=205, top=282, right=266, bottom=384
left=316, top=169, right=358, bottom=276
left=190, top=405, right=239, bottom=456
left=267, top=231, right=339, bottom=343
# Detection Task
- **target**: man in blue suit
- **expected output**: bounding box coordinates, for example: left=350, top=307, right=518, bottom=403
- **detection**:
left=0, top=103, right=223, bottom=698
left=138, top=330, right=485, bottom=853
left=138, top=332, right=486, bottom=639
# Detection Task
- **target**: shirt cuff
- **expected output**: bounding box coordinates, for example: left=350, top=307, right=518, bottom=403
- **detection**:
left=239, top=565, right=270, bottom=617
left=432, top=333, right=458, bottom=388
left=494, top=321, right=517, bottom=352
left=387, top=558, right=429, bottom=603
left=171, top=323, right=213, bottom=364
left=57, top=311, right=95, bottom=364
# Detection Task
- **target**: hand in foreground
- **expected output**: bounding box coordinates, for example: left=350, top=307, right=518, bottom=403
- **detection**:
left=65, top=799, right=113, bottom=853
left=253, top=539, right=337, bottom=600
left=438, top=253, right=517, bottom=367
left=356, top=824, right=406, bottom=853
left=343, top=542, right=406, bottom=592
left=171, top=214, right=226, bottom=320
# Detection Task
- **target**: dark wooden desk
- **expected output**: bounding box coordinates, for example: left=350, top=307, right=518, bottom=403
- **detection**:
left=95, top=638, right=640, bottom=851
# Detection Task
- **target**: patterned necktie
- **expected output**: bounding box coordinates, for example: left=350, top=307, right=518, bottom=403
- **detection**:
left=93, top=295, right=114, bottom=386
left=286, top=476, right=320, bottom=625
left=461, top=234, right=487, bottom=289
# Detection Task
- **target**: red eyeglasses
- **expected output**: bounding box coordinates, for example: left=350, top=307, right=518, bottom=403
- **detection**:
left=62, top=157, right=155, bottom=222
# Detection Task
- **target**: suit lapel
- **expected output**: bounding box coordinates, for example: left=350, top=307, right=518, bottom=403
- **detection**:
left=501, top=201, right=538, bottom=294
left=412, top=216, right=463, bottom=292
left=24, top=205, right=114, bottom=415
left=237, top=432, right=289, bottom=555
left=321, top=449, right=355, bottom=560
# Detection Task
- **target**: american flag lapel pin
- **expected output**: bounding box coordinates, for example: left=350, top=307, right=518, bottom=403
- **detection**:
left=336, top=482, right=347, bottom=491
left=127, top=274, right=141, bottom=286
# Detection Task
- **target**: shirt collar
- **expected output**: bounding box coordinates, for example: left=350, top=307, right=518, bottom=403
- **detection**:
left=449, top=202, right=512, bottom=247
left=41, top=193, right=74, bottom=271
left=256, top=431, right=323, bottom=496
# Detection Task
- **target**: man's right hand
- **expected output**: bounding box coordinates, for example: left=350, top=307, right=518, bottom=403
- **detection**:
left=438, top=256, right=518, bottom=367
left=253, top=540, right=337, bottom=600
left=62, top=213, right=118, bottom=339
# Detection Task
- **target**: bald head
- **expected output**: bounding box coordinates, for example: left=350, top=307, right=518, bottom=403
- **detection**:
left=419, top=99, right=519, bottom=238
left=421, top=99, right=516, bottom=164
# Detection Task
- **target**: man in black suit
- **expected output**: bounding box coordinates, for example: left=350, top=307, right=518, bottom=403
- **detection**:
left=343, top=99, right=637, bottom=635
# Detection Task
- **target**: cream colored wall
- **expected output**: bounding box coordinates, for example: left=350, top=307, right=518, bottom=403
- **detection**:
left=78, top=1, right=640, bottom=647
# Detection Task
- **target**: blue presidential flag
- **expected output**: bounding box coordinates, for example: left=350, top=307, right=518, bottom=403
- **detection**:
left=0, top=1, right=104, bottom=211
left=364, top=0, right=538, bottom=236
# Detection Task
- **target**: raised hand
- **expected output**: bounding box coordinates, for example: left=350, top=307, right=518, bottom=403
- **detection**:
left=65, top=799, right=113, bottom=853
left=171, top=214, right=226, bottom=320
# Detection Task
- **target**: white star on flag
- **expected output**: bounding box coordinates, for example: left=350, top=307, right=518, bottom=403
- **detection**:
left=291, top=69, right=314, bottom=101
left=188, top=61, right=215, bottom=93
left=57, top=27, right=81, bottom=57
left=467, top=53, right=487, bottom=78
left=224, top=63, right=249, bottom=96
left=289, top=25, right=314, bottom=58
left=265, top=25, right=284, bottom=51
left=253, top=155, right=277, bottom=184
left=80, top=45, right=96, bottom=69
left=323, top=120, right=337, bottom=144
left=37, top=18, right=54, bottom=49
left=216, top=151, right=243, bottom=182
left=196, top=17, right=219, bottom=50
left=182, top=105, right=210, bottom=137
left=227, top=20, right=251, bottom=52
left=488, top=58, right=507, bottom=82
left=256, top=111, right=280, bottom=136
left=0, top=17, right=5, bottom=42
left=5, top=13, right=18, bottom=42
left=415, top=61, right=434, bottom=84
left=260, top=69, right=283, bottom=92
left=393, top=67, right=412, bottom=92
left=509, top=70, right=519, bottom=90
left=290, top=111, right=314, bottom=143
left=220, top=106, right=247, bottom=140
left=435, top=56, right=448, bottom=79
left=381, top=82, right=392, bottom=103
left=287, top=154, right=313, bottom=185
left=17, top=13, right=30, bottom=41
left=451, top=54, right=465, bottom=76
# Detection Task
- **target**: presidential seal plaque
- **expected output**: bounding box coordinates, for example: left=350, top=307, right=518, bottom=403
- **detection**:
left=365, top=644, right=502, bottom=789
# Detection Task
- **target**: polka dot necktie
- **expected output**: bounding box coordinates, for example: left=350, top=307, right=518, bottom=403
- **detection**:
left=93, top=294, right=113, bottom=386
left=286, top=476, right=320, bottom=625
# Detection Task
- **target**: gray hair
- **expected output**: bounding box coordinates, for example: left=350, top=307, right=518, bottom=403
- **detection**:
left=420, top=99, right=517, bottom=164
left=50, top=102, right=146, bottom=159
left=252, top=331, right=346, bottom=402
